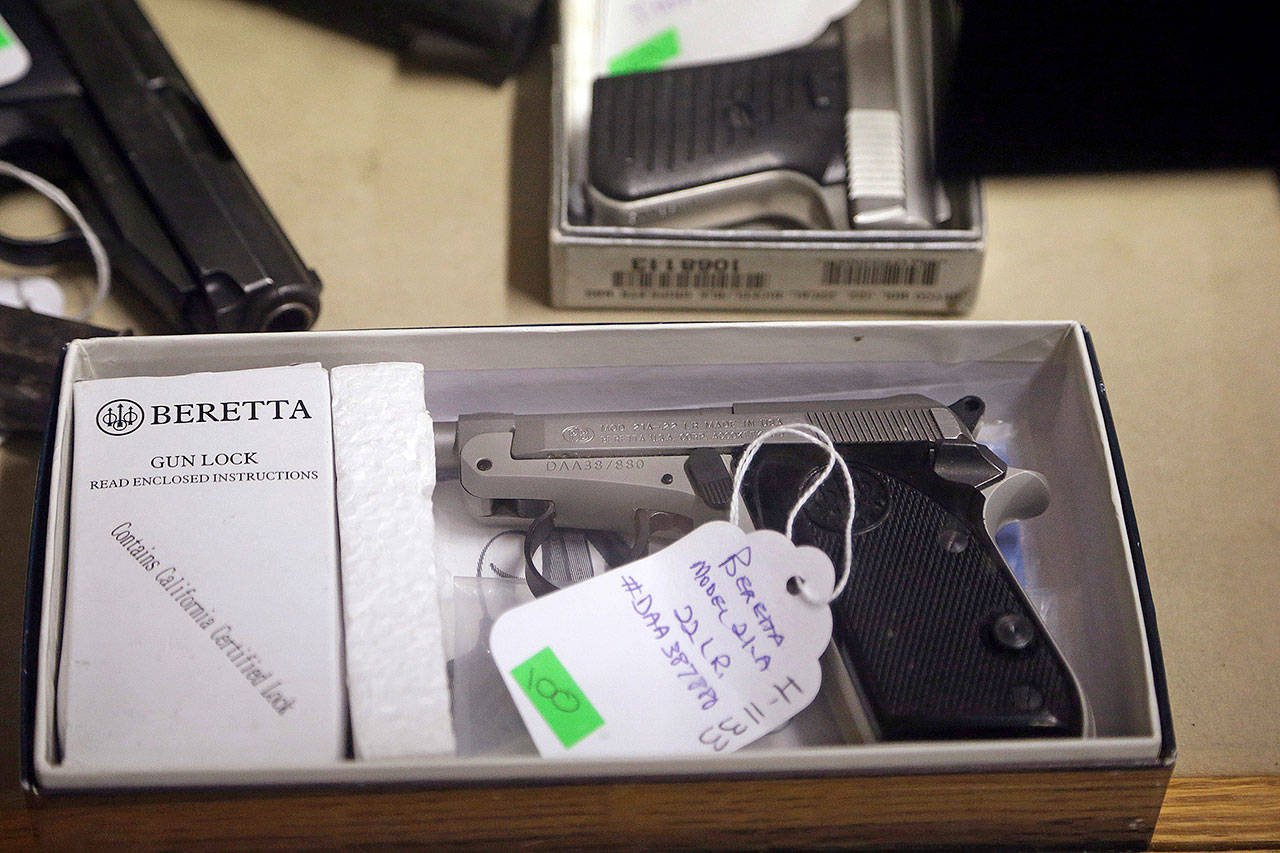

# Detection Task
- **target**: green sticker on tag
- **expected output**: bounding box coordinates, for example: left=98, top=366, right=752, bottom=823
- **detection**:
left=607, top=27, right=681, bottom=75
left=511, top=646, right=604, bottom=748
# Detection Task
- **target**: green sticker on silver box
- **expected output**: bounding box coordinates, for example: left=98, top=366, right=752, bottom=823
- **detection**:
left=607, top=27, right=680, bottom=75
left=510, top=646, right=604, bottom=748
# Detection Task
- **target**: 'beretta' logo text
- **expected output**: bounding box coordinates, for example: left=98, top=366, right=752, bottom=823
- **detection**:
left=96, top=399, right=144, bottom=436
left=97, top=398, right=313, bottom=434
left=151, top=399, right=313, bottom=425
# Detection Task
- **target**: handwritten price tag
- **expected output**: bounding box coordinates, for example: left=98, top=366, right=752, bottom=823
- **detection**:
left=490, top=521, right=834, bottom=758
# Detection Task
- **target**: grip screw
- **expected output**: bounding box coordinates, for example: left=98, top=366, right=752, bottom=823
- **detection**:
left=938, top=526, right=969, bottom=553
left=992, top=613, right=1036, bottom=651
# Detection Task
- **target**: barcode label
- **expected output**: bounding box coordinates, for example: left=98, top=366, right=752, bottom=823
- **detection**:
left=611, top=271, right=770, bottom=290
left=821, top=259, right=940, bottom=286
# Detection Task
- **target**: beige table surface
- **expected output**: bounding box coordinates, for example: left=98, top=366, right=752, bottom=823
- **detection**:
left=2, top=0, right=1279, bottom=845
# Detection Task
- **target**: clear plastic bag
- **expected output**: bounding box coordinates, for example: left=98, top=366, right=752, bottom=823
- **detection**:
left=450, top=576, right=538, bottom=757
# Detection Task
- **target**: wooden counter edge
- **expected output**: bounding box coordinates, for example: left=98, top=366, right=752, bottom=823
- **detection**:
left=1152, top=776, right=1280, bottom=850
left=2, top=774, right=1276, bottom=849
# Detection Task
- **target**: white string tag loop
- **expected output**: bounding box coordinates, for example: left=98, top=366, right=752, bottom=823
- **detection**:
left=727, top=423, right=855, bottom=605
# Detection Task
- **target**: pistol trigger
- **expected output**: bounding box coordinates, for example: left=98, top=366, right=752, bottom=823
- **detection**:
left=685, top=448, right=734, bottom=509
left=540, top=529, right=598, bottom=591
left=523, top=505, right=561, bottom=597
left=523, top=505, right=629, bottom=597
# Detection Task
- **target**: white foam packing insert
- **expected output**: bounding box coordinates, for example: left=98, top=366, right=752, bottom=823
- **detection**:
left=331, top=363, right=456, bottom=758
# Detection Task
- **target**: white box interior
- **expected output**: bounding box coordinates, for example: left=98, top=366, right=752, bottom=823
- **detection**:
left=32, top=321, right=1162, bottom=790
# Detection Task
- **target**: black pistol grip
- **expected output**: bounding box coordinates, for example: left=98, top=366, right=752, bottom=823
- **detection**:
left=588, top=36, right=847, bottom=203
left=746, top=445, right=1084, bottom=741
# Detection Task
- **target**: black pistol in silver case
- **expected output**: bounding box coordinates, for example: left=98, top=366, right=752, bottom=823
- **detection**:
left=585, top=0, right=946, bottom=231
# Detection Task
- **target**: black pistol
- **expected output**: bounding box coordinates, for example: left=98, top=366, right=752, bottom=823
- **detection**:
left=585, top=0, right=944, bottom=230
left=443, top=394, right=1088, bottom=741
left=0, top=0, right=321, bottom=333
left=250, top=0, right=549, bottom=85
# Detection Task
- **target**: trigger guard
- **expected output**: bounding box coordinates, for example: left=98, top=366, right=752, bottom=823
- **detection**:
left=0, top=168, right=86, bottom=266
left=0, top=229, right=85, bottom=267
left=981, top=467, right=1050, bottom=540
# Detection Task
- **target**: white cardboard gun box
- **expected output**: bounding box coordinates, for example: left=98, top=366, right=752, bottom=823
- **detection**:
left=21, top=322, right=1172, bottom=849
left=549, top=0, right=986, bottom=313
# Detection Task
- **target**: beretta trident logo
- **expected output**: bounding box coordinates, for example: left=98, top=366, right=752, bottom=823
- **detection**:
left=96, top=399, right=144, bottom=436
